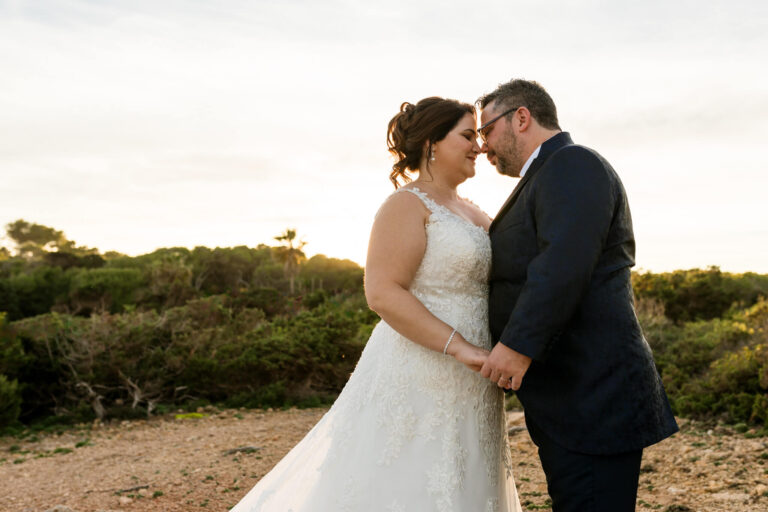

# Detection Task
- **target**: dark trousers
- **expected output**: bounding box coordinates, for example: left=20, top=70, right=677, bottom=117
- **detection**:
left=526, top=417, right=643, bottom=512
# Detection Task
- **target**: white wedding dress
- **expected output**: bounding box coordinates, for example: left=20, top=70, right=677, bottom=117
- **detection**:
left=231, top=187, right=522, bottom=512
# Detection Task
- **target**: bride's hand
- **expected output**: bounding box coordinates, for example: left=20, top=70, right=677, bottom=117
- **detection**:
left=446, top=334, right=490, bottom=372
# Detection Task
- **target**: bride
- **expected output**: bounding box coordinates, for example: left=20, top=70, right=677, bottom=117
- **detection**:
left=231, top=97, right=522, bottom=511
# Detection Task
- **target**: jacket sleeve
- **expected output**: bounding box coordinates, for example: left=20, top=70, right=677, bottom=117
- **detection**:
left=498, top=147, right=617, bottom=360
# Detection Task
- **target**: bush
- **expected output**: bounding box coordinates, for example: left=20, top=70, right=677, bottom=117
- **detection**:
left=7, top=291, right=377, bottom=423
left=300, top=255, right=364, bottom=294
left=672, top=343, right=768, bottom=424
left=0, top=235, right=377, bottom=424
left=14, top=233, right=768, bottom=429
left=230, top=288, right=287, bottom=317
left=189, top=246, right=281, bottom=295
left=140, top=259, right=197, bottom=310
left=0, top=312, right=26, bottom=376
left=7, top=265, right=71, bottom=320
left=44, top=251, right=105, bottom=270
left=303, top=289, right=329, bottom=309
left=633, top=267, right=768, bottom=324
left=0, top=279, right=21, bottom=319
left=0, top=374, right=22, bottom=428
left=640, top=298, right=768, bottom=425
left=68, top=268, right=145, bottom=315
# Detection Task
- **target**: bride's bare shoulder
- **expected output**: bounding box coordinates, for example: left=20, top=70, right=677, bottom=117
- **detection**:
left=374, top=187, right=431, bottom=222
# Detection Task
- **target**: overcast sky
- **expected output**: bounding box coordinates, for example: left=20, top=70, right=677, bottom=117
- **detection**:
left=1, top=0, right=766, bottom=272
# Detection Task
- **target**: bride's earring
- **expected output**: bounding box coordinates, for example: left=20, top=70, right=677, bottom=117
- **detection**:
left=430, top=149, right=436, bottom=162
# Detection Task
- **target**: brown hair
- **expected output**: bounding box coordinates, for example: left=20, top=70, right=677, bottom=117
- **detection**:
left=386, top=97, right=475, bottom=188
left=477, top=79, right=561, bottom=131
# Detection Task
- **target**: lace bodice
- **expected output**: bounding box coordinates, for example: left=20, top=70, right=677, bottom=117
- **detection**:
left=397, top=186, right=492, bottom=349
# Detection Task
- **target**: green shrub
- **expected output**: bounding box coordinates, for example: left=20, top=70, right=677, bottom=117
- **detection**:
left=633, top=267, right=768, bottom=324
left=7, top=290, right=377, bottom=423
left=140, top=258, right=197, bottom=310
left=645, top=315, right=752, bottom=393
left=300, top=255, right=364, bottom=294
left=14, top=232, right=768, bottom=429
left=303, top=289, right=329, bottom=309
left=0, top=312, right=26, bottom=376
left=223, top=382, right=288, bottom=409
left=640, top=297, right=768, bottom=425
left=230, top=288, right=286, bottom=317
left=68, top=267, right=145, bottom=314
left=44, top=251, right=105, bottom=270
left=751, top=393, right=768, bottom=424
left=708, top=345, right=765, bottom=394
left=7, top=265, right=71, bottom=320
left=675, top=343, right=768, bottom=424
left=0, top=279, right=21, bottom=319
left=188, top=246, right=281, bottom=295
left=0, top=235, right=377, bottom=425
left=0, top=374, right=22, bottom=428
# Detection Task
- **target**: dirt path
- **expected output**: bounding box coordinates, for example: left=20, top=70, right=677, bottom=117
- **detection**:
left=0, top=408, right=765, bottom=511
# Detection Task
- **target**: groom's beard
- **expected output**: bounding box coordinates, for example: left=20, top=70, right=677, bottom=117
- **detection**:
left=495, top=130, right=525, bottom=178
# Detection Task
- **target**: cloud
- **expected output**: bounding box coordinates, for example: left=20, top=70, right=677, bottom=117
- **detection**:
left=1, top=0, right=766, bottom=270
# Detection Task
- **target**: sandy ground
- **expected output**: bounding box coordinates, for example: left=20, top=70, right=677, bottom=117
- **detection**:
left=0, top=407, right=766, bottom=512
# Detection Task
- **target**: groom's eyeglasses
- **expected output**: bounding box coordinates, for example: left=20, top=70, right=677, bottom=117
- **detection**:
left=478, top=106, right=521, bottom=143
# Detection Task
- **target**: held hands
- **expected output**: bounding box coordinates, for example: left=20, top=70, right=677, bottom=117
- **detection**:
left=480, top=343, right=532, bottom=390
left=445, top=332, right=490, bottom=372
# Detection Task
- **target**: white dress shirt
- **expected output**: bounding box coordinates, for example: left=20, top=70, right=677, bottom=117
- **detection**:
left=519, top=144, right=541, bottom=178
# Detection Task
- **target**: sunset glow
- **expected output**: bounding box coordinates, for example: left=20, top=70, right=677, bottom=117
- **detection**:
left=1, top=1, right=766, bottom=271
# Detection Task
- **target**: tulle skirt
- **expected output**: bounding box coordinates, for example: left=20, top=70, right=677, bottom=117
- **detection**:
left=231, top=321, right=521, bottom=512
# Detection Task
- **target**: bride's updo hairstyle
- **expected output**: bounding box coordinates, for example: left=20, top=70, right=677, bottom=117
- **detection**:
left=387, top=97, right=475, bottom=188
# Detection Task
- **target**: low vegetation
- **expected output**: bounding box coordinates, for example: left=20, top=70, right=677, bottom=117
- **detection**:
left=0, top=220, right=766, bottom=433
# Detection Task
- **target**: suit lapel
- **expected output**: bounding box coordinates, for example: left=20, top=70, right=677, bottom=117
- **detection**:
left=489, top=167, right=535, bottom=232
left=489, top=132, right=574, bottom=232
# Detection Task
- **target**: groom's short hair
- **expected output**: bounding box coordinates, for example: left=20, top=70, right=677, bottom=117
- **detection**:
left=477, top=79, right=561, bottom=131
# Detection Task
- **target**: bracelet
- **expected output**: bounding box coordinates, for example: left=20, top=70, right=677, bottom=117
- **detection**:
left=443, top=328, right=457, bottom=355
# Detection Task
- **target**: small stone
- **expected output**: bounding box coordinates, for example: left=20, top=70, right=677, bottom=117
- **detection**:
left=668, top=486, right=687, bottom=494
left=118, top=496, right=133, bottom=505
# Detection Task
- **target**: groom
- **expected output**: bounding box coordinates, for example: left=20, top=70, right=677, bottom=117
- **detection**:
left=477, top=79, right=678, bottom=511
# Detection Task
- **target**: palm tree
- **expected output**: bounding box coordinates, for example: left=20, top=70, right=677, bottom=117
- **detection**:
left=274, top=229, right=307, bottom=294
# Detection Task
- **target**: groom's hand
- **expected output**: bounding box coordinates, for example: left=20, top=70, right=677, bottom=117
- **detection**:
left=480, top=343, right=532, bottom=391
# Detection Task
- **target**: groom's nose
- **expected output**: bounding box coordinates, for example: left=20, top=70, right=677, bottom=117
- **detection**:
left=481, top=142, right=489, bottom=153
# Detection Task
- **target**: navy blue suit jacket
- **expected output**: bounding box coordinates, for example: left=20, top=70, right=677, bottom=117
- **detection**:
left=489, top=132, right=678, bottom=455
